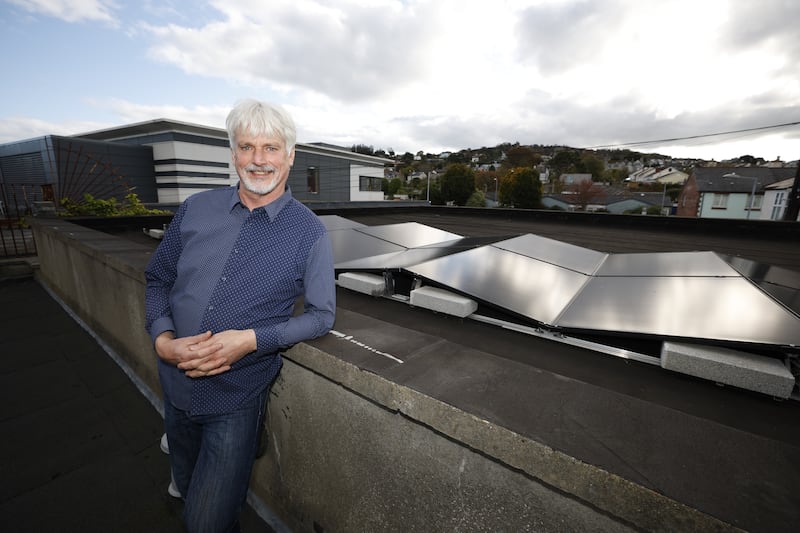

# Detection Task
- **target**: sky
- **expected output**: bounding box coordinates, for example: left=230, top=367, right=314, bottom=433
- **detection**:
left=1, top=0, right=799, bottom=162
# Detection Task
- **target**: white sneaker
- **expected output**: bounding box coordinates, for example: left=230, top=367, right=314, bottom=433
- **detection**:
left=167, top=474, right=182, bottom=499
left=160, top=433, right=169, bottom=454
left=162, top=434, right=181, bottom=497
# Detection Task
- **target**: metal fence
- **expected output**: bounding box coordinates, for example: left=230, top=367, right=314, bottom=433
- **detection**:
left=1, top=184, right=38, bottom=258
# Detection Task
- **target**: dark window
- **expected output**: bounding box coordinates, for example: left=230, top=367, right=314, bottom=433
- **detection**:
left=307, top=167, right=319, bottom=194
left=41, top=184, right=55, bottom=201
left=359, top=176, right=382, bottom=192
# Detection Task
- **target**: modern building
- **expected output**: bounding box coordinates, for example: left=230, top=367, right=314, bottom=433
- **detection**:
left=0, top=119, right=393, bottom=212
left=0, top=135, right=157, bottom=214
left=676, top=166, right=797, bottom=219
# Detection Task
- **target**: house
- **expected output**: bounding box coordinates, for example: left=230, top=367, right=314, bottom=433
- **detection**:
left=676, top=166, right=797, bottom=219
left=626, top=166, right=688, bottom=186
left=762, top=177, right=798, bottom=221
left=542, top=187, right=670, bottom=214
left=650, top=167, right=688, bottom=184
left=627, top=167, right=656, bottom=183
left=559, top=173, right=593, bottom=186
left=0, top=119, right=393, bottom=209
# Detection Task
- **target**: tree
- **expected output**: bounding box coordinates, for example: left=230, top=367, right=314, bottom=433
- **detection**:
left=475, top=169, right=499, bottom=195
left=466, top=190, right=486, bottom=207
left=351, top=144, right=375, bottom=155
left=446, top=151, right=467, bottom=164
left=440, top=163, right=476, bottom=206
left=503, top=145, right=541, bottom=169
left=387, top=177, right=403, bottom=198
left=577, top=154, right=605, bottom=181
left=571, top=179, right=602, bottom=210
left=603, top=167, right=629, bottom=185
left=500, top=167, right=542, bottom=208
left=549, top=149, right=581, bottom=178
left=428, top=181, right=445, bottom=205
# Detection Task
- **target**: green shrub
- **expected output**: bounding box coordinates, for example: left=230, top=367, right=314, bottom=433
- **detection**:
left=60, top=193, right=171, bottom=217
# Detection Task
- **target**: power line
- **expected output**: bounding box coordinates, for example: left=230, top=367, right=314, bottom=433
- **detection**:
left=583, top=121, right=800, bottom=150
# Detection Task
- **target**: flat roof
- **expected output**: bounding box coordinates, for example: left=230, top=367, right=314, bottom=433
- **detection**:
left=75, top=119, right=393, bottom=165
left=82, top=206, right=800, bottom=530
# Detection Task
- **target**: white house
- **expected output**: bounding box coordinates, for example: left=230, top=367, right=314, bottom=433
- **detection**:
left=761, top=178, right=798, bottom=221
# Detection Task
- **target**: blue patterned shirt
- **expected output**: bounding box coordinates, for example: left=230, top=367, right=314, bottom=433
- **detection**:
left=145, top=186, right=335, bottom=415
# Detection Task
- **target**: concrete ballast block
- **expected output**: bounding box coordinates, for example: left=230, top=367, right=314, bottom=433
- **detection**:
left=410, top=286, right=478, bottom=318
left=337, top=272, right=386, bottom=296
left=661, top=341, right=795, bottom=399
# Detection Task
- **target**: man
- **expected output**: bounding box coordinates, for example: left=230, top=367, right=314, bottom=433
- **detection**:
left=145, top=99, right=336, bottom=532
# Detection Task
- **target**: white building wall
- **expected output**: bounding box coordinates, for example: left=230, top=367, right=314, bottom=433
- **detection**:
left=156, top=186, right=226, bottom=203
left=760, top=189, right=798, bottom=221
left=151, top=142, right=236, bottom=180
left=149, top=141, right=236, bottom=203
left=699, top=192, right=762, bottom=219
left=350, top=164, right=384, bottom=202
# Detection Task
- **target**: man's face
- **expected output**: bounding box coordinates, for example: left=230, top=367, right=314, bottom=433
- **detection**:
left=232, top=131, right=295, bottom=197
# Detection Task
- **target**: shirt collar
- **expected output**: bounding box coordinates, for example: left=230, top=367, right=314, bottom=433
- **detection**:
left=229, top=185, right=293, bottom=220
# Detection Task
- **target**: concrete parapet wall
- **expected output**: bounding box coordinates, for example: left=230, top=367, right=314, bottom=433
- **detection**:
left=29, top=218, right=736, bottom=532
left=272, top=343, right=733, bottom=532
left=31, top=218, right=161, bottom=397
left=258, top=346, right=637, bottom=532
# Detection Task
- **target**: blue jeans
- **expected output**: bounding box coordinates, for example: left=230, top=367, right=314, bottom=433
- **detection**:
left=164, top=390, right=267, bottom=533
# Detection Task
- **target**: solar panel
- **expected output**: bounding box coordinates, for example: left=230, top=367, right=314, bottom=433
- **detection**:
left=555, top=276, right=800, bottom=346
left=408, top=246, right=591, bottom=326
left=492, top=234, right=607, bottom=275
left=327, top=228, right=406, bottom=265
left=355, top=222, right=462, bottom=248
left=330, top=218, right=800, bottom=349
left=318, top=214, right=367, bottom=231
left=595, top=251, right=739, bottom=277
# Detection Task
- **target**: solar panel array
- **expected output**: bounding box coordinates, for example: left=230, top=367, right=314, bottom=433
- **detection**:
left=322, top=216, right=800, bottom=351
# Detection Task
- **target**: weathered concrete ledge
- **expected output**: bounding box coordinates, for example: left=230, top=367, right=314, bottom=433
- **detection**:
left=29, top=218, right=738, bottom=532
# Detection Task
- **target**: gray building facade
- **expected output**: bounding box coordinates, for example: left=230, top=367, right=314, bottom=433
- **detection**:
left=0, top=135, right=156, bottom=215
left=1, top=119, right=392, bottom=212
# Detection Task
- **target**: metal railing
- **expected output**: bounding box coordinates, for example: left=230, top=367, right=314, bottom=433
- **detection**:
left=0, top=185, right=38, bottom=258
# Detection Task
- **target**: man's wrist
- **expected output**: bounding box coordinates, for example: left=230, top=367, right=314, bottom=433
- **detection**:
left=154, top=331, right=175, bottom=357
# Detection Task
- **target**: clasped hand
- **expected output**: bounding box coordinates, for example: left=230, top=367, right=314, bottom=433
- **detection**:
left=155, top=329, right=257, bottom=378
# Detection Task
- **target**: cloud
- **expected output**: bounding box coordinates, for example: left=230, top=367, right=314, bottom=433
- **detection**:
left=0, top=100, right=230, bottom=144
left=84, top=98, right=231, bottom=130
left=514, top=0, right=621, bottom=76
left=142, top=0, right=439, bottom=103
left=0, top=116, right=107, bottom=143
left=721, top=0, right=800, bottom=77
left=1, top=0, right=798, bottom=161
left=4, top=0, right=119, bottom=25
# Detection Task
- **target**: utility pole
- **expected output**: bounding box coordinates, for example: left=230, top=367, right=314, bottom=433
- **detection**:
left=783, top=162, right=800, bottom=221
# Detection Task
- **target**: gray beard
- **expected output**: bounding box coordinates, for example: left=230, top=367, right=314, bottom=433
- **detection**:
left=240, top=173, right=280, bottom=195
